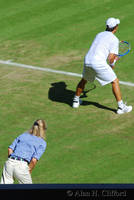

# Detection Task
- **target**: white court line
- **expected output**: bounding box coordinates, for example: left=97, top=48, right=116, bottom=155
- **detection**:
left=0, top=60, right=82, bottom=78
left=0, top=59, right=134, bottom=87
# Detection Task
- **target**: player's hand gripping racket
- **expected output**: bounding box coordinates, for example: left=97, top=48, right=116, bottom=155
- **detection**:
left=118, top=40, right=131, bottom=57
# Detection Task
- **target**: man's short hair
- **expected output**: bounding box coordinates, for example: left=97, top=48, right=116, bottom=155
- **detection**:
left=105, top=25, right=118, bottom=32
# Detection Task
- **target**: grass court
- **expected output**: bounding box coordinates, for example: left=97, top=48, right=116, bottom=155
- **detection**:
left=0, top=0, right=134, bottom=183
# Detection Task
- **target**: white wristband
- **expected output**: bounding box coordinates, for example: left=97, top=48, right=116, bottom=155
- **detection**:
left=110, top=59, right=117, bottom=67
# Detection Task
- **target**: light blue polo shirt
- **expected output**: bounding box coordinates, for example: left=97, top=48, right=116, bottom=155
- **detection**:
left=9, top=132, right=47, bottom=163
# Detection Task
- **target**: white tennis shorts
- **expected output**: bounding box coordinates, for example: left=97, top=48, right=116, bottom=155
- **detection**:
left=82, top=63, right=117, bottom=86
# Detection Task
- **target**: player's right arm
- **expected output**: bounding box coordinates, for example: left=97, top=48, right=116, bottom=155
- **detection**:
left=108, top=53, right=119, bottom=69
left=8, top=148, right=13, bottom=157
left=108, top=37, right=120, bottom=68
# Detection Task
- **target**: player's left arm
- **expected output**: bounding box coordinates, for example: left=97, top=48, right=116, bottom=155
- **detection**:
left=29, top=158, right=38, bottom=173
left=29, top=142, right=47, bottom=173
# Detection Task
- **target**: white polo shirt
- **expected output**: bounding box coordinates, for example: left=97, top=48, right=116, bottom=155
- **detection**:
left=85, top=31, right=119, bottom=65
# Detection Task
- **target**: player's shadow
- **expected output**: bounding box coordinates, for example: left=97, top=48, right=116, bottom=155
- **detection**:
left=48, top=81, right=116, bottom=113
left=48, top=82, right=74, bottom=106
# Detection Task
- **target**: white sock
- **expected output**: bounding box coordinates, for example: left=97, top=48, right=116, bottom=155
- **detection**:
left=74, top=95, right=79, bottom=100
left=118, top=100, right=124, bottom=108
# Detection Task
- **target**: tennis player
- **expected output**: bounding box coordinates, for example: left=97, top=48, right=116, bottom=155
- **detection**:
left=1, top=119, right=47, bottom=184
left=72, top=17, right=132, bottom=114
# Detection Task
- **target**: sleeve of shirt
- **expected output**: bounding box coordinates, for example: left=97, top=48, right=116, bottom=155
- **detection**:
left=109, top=38, right=119, bottom=55
left=8, top=135, right=20, bottom=151
left=32, top=142, right=47, bottom=161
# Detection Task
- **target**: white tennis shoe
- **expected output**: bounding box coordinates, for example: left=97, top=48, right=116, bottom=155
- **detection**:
left=117, top=103, right=132, bottom=114
left=72, top=97, right=82, bottom=108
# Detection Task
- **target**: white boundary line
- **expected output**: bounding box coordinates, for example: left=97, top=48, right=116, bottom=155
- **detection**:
left=0, top=60, right=82, bottom=78
left=0, top=59, right=134, bottom=87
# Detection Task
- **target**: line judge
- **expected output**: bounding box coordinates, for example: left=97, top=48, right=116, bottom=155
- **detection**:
left=1, top=119, right=47, bottom=184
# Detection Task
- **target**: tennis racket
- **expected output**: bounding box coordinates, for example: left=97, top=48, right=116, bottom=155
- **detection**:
left=118, top=41, right=131, bottom=57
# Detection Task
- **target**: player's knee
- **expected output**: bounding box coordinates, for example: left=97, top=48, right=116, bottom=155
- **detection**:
left=112, top=78, right=119, bottom=85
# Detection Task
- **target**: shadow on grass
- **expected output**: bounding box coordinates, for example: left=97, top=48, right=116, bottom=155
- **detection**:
left=48, top=81, right=116, bottom=113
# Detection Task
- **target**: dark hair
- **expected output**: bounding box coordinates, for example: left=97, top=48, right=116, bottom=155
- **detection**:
left=105, top=25, right=118, bottom=32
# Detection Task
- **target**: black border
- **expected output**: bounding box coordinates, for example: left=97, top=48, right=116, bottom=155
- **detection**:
left=0, top=183, right=134, bottom=189
left=0, top=184, right=134, bottom=199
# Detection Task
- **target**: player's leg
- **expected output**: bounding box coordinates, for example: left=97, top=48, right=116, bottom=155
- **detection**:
left=72, top=78, right=87, bottom=108
left=94, top=64, right=132, bottom=114
left=72, top=65, right=96, bottom=108
left=112, top=78, right=132, bottom=114
left=112, top=78, right=122, bottom=101
left=76, top=78, right=87, bottom=96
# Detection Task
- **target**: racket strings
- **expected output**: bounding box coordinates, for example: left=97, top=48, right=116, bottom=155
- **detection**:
left=119, top=41, right=130, bottom=56
left=119, top=43, right=129, bottom=54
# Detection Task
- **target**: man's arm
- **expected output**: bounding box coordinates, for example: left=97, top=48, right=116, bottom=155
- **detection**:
left=28, top=158, right=38, bottom=174
left=108, top=53, right=119, bottom=69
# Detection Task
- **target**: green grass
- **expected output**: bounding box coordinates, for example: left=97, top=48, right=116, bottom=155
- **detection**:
left=0, top=0, right=134, bottom=183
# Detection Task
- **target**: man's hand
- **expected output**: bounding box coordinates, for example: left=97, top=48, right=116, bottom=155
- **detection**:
left=108, top=53, right=119, bottom=68
left=8, top=148, right=13, bottom=157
